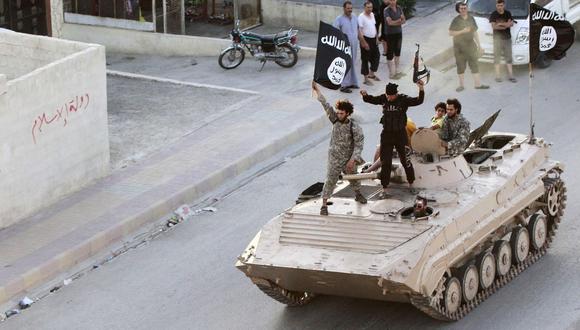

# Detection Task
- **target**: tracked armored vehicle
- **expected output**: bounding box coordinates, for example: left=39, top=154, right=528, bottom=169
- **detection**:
left=235, top=114, right=567, bottom=321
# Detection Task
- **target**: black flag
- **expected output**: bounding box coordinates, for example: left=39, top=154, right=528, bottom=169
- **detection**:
left=529, top=3, right=576, bottom=62
left=313, top=21, right=353, bottom=90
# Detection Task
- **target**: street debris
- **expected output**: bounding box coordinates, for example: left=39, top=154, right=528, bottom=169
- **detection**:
left=168, top=205, right=217, bottom=226
left=18, top=296, right=34, bottom=309
left=5, top=309, right=19, bottom=318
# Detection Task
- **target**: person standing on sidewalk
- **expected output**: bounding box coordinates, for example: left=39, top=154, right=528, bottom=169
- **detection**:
left=379, top=0, right=390, bottom=56
left=360, top=81, right=424, bottom=197
left=358, top=1, right=381, bottom=86
left=370, top=0, right=382, bottom=35
left=449, top=2, right=489, bottom=92
left=489, top=0, right=517, bottom=83
left=334, top=1, right=367, bottom=93
left=312, top=81, right=367, bottom=216
left=384, top=0, right=406, bottom=79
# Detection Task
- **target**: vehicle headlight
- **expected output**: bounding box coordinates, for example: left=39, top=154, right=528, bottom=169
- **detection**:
left=515, top=27, right=529, bottom=45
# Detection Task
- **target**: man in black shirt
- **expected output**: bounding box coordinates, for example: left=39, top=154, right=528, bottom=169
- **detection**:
left=489, top=0, right=516, bottom=83
left=449, top=2, right=489, bottom=92
left=360, top=81, right=424, bottom=196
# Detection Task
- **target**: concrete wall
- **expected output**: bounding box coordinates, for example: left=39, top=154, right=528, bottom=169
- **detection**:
left=261, top=0, right=346, bottom=31
left=0, top=30, right=109, bottom=230
left=62, top=23, right=231, bottom=56
left=61, top=23, right=317, bottom=57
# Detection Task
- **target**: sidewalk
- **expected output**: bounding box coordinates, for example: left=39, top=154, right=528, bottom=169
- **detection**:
left=0, top=3, right=455, bottom=310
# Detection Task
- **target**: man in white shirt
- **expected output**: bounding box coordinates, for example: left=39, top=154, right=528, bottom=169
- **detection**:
left=358, top=1, right=381, bottom=85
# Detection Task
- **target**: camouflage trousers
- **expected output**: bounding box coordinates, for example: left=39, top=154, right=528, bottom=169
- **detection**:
left=322, top=155, right=361, bottom=199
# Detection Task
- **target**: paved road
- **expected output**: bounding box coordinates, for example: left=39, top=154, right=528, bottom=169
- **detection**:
left=2, top=45, right=580, bottom=329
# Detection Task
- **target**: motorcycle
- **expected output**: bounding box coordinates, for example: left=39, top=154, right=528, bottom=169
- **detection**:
left=218, top=21, right=300, bottom=70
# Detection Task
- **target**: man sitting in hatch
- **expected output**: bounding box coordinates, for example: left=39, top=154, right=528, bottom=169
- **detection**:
left=440, top=98, right=470, bottom=156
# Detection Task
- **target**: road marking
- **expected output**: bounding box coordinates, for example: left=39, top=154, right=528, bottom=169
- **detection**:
left=106, top=70, right=260, bottom=95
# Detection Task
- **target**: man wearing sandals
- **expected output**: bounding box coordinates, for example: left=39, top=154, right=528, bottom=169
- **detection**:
left=449, top=2, right=489, bottom=92
left=490, top=0, right=517, bottom=83
left=312, top=82, right=367, bottom=216
left=334, top=1, right=364, bottom=93
left=358, top=1, right=382, bottom=86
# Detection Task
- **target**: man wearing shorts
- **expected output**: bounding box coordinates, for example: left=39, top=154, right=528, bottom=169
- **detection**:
left=490, top=0, right=517, bottom=83
left=449, top=2, right=489, bottom=92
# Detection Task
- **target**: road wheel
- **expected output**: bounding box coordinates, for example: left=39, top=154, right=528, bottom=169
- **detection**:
left=476, top=251, right=496, bottom=290
left=528, top=214, right=547, bottom=250
left=510, top=227, right=530, bottom=264
left=459, top=264, right=479, bottom=302
left=218, top=47, right=245, bottom=69
left=493, top=240, right=511, bottom=277
left=275, top=44, right=298, bottom=68
left=443, top=277, right=462, bottom=314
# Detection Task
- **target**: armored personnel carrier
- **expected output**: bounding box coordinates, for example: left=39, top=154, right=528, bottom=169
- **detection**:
left=235, top=113, right=567, bottom=320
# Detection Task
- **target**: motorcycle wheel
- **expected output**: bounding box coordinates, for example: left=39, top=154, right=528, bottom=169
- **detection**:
left=534, top=52, right=552, bottom=69
left=218, top=47, right=245, bottom=69
left=274, top=44, right=298, bottom=68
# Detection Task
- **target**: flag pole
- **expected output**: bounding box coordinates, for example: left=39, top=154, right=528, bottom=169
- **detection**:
left=528, top=62, right=534, bottom=143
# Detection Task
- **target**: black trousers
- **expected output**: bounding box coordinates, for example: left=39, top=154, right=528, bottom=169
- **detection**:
left=360, top=36, right=380, bottom=76
left=380, top=130, right=415, bottom=188
left=386, top=33, right=402, bottom=60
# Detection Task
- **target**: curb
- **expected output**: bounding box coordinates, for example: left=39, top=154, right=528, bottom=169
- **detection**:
left=0, top=110, right=328, bottom=308
left=425, top=46, right=454, bottom=68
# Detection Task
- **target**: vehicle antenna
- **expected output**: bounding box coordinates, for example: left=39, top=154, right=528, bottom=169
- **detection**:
left=528, top=62, right=535, bottom=144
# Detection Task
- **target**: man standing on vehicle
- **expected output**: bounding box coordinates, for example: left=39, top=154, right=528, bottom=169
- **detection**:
left=449, top=2, right=489, bottom=92
left=360, top=81, right=424, bottom=197
left=334, top=1, right=368, bottom=93
left=312, top=82, right=367, bottom=216
left=359, top=1, right=381, bottom=86
left=440, top=98, right=471, bottom=156
left=490, top=0, right=517, bottom=83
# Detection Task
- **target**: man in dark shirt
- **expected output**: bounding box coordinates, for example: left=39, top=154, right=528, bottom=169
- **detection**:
left=360, top=81, right=424, bottom=196
left=489, top=0, right=516, bottom=83
left=449, top=2, right=489, bottom=92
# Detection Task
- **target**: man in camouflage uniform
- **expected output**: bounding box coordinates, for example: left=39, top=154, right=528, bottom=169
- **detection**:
left=440, top=98, right=470, bottom=156
left=312, top=82, right=367, bottom=216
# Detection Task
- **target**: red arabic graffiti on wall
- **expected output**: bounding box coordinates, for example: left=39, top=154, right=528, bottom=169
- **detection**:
left=31, top=93, right=90, bottom=144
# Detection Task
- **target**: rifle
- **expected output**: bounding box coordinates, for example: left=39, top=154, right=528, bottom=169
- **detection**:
left=413, top=43, right=431, bottom=84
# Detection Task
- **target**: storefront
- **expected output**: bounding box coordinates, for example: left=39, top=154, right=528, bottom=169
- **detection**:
left=61, top=0, right=260, bottom=36
left=1, top=0, right=50, bottom=35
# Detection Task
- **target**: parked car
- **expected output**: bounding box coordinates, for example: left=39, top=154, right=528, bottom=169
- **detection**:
left=470, top=0, right=580, bottom=68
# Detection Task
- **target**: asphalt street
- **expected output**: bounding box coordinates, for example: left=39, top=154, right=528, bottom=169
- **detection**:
left=2, top=45, right=580, bottom=329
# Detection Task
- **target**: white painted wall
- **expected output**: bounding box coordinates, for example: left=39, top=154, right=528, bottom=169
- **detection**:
left=0, top=30, right=109, bottom=230
left=261, top=0, right=345, bottom=31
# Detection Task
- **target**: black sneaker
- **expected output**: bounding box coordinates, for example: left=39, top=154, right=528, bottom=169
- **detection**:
left=355, top=192, right=367, bottom=204
left=320, top=205, right=328, bottom=216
